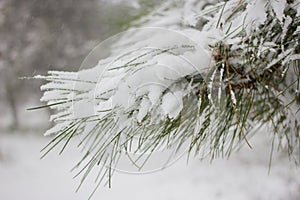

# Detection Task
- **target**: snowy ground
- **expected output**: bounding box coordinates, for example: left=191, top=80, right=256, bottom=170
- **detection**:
left=0, top=130, right=299, bottom=200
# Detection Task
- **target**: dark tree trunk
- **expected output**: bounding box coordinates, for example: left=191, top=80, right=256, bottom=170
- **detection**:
left=4, top=80, right=19, bottom=129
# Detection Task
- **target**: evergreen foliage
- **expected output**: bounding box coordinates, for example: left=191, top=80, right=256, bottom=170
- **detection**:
left=33, top=0, right=300, bottom=196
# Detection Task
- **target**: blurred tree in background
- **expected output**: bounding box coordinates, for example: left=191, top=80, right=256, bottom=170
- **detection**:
left=0, top=0, right=159, bottom=130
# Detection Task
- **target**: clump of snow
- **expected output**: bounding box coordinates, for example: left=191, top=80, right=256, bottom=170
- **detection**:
left=230, top=89, right=237, bottom=106
left=161, top=91, right=183, bottom=119
left=270, top=0, right=286, bottom=22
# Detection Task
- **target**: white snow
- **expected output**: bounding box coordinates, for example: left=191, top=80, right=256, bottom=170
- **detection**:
left=270, top=0, right=286, bottom=22
left=161, top=91, right=183, bottom=119
left=136, top=97, right=151, bottom=122
left=0, top=130, right=299, bottom=200
left=230, top=89, right=237, bottom=105
left=218, top=64, right=225, bottom=102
